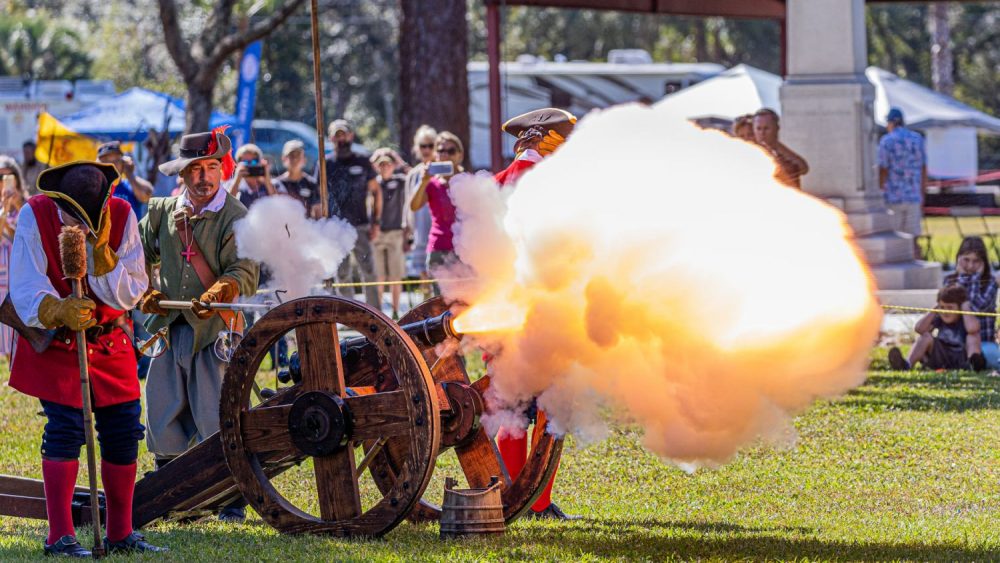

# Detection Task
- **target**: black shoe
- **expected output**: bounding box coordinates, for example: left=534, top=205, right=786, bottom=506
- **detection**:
left=104, top=531, right=168, bottom=554
left=43, top=536, right=91, bottom=558
left=528, top=503, right=582, bottom=521
left=969, top=352, right=986, bottom=372
left=888, top=347, right=910, bottom=370
left=218, top=505, right=246, bottom=522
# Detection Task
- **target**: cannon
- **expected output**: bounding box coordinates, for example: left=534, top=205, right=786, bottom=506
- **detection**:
left=0, top=296, right=562, bottom=538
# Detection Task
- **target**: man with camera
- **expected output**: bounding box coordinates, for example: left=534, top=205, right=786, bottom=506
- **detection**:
left=320, top=119, right=382, bottom=308
left=224, top=143, right=274, bottom=208
left=97, top=142, right=154, bottom=220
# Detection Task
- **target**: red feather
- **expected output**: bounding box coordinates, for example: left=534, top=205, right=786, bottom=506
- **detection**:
left=207, top=125, right=236, bottom=180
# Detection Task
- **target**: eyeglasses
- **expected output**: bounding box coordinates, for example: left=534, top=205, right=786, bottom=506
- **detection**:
left=419, top=144, right=434, bottom=150
left=437, top=148, right=459, bottom=156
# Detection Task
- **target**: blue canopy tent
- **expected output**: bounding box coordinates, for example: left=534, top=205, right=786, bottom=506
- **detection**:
left=56, top=87, right=237, bottom=142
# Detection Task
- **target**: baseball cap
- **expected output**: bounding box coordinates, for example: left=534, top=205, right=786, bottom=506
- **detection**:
left=97, top=141, right=123, bottom=159
left=328, top=119, right=352, bottom=136
left=282, top=139, right=305, bottom=158
left=886, top=107, right=904, bottom=123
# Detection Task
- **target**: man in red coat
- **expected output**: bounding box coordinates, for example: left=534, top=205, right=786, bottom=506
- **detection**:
left=492, top=108, right=579, bottom=520
left=8, top=162, right=166, bottom=556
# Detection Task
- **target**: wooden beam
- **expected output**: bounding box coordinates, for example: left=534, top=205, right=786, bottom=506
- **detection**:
left=484, top=0, right=786, bottom=20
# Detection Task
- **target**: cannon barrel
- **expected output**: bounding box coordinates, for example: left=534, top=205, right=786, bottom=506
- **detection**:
left=281, top=311, right=459, bottom=384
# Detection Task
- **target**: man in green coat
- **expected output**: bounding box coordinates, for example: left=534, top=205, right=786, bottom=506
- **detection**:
left=137, top=128, right=259, bottom=520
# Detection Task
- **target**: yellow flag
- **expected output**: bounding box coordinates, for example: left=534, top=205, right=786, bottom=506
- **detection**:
left=35, top=112, right=100, bottom=166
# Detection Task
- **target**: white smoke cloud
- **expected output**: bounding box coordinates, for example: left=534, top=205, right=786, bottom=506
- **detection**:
left=234, top=196, right=356, bottom=298
left=445, top=103, right=881, bottom=469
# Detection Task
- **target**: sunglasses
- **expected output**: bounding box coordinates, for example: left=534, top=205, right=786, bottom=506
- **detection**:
left=436, top=148, right=459, bottom=156
left=419, top=143, right=434, bottom=149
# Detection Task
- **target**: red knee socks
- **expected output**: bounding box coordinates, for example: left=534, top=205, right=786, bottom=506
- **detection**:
left=531, top=461, right=559, bottom=512
left=42, top=459, right=78, bottom=545
left=497, top=428, right=527, bottom=480
left=100, top=460, right=136, bottom=543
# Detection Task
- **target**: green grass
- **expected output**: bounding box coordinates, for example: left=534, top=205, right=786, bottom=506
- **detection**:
left=922, top=216, right=1000, bottom=268
left=0, top=354, right=997, bottom=561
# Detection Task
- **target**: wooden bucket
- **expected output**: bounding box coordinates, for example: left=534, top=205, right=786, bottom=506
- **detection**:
left=440, top=476, right=505, bottom=539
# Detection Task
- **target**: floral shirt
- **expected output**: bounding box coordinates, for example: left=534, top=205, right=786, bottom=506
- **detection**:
left=878, top=127, right=926, bottom=204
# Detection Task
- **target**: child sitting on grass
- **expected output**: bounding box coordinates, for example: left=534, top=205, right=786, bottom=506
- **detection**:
left=943, top=236, right=999, bottom=368
left=889, top=285, right=987, bottom=371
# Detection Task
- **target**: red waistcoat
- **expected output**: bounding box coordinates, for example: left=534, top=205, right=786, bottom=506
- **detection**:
left=9, top=195, right=139, bottom=409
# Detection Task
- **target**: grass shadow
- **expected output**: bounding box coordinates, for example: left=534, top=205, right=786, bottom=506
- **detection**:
left=843, top=370, right=1000, bottom=412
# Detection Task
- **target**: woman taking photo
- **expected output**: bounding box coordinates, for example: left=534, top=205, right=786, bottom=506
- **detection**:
left=408, top=131, right=466, bottom=287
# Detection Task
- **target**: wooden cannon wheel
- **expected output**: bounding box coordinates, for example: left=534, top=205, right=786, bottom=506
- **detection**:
left=220, top=296, right=441, bottom=537
left=357, top=297, right=564, bottom=524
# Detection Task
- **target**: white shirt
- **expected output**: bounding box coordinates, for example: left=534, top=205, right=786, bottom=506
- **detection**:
left=178, top=185, right=227, bottom=215
left=11, top=205, right=149, bottom=328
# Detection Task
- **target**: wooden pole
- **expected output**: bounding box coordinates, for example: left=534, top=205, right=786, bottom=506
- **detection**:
left=310, top=0, right=329, bottom=218
left=486, top=1, right=503, bottom=172
left=73, top=277, right=104, bottom=558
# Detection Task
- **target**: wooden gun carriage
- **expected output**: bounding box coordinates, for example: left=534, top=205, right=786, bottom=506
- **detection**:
left=0, top=296, right=562, bottom=538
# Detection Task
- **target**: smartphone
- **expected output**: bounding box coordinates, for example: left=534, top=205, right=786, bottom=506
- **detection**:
left=427, top=161, right=454, bottom=176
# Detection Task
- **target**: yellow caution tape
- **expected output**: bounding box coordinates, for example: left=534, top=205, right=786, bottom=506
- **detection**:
left=881, top=304, right=1000, bottom=317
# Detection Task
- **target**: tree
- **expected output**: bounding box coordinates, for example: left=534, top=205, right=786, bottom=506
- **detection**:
left=0, top=13, right=92, bottom=80
left=399, top=0, right=470, bottom=160
left=157, top=0, right=307, bottom=133
left=929, top=3, right=954, bottom=95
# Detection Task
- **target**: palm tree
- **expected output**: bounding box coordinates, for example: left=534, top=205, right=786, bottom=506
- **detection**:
left=0, top=15, right=92, bottom=80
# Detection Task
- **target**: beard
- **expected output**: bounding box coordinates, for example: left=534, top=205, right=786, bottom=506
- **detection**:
left=187, top=181, right=219, bottom=203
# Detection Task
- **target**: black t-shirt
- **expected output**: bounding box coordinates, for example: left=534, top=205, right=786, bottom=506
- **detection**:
left=378, top=173, right=408, bottom=231
left=932, top=314, right=967, bottom=351
left=272, top=174, right=318, bottom=211
left=322, top=153, right=376, bottom=226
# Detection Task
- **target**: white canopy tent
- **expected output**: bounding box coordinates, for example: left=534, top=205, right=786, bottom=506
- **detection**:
left=656, top=64, right=1000, bottom=179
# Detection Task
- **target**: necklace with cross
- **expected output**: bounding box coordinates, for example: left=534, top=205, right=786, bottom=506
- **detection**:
left=181, top=216, right=197, bottom=263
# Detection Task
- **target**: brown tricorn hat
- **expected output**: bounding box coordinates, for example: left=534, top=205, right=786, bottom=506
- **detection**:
left=36, top=161, right=119, bottom=232
left=159, top=128, right=233, bottom=176
left=502, top=108, right=577, bottom=139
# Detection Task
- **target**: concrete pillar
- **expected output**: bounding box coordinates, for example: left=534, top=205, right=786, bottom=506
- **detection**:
left=780, top=0, right=940, bottom=290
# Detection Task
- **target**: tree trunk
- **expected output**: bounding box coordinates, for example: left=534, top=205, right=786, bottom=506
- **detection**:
left=186, top=81, right=215, bottom=134
left=399, top=0, right=470, bottom=165
left=929, top=3, right=954, bottom=95
left=693, top=20, right=709, bottom=62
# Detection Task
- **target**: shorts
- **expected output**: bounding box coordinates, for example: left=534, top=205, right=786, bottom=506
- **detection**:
left=887, top=202, right=922, bottom=237
left=923, top=339, right=967, bottom=370
left=373, top=229, right=405, bottom=281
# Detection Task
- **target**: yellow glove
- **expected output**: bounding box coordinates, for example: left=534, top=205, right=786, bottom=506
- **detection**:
left=191, top=277, right=240, bottom=320
left=537, top=130, right=566, bottom=156
left=138, top=287, right=168, bottom=316
left=90, top=212, right=119, bottom=277
left=37, top=294, right=97, bottom=331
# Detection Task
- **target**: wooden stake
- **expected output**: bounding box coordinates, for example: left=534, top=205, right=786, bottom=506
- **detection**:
left=310, top=0, right=329, bottom=218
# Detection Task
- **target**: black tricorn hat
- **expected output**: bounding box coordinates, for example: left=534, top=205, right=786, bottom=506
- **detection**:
left=502, top=108, right=577, bottom=139
left=159, top=128, right=232, bottom=176
left=37, top=161, right=119, bottom=232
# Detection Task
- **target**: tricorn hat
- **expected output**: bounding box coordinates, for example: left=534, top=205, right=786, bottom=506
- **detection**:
left=159, top=126, right=233, bottom=177
left=37, top=161, right=119, bottom=232
left=502, top=108, right=577, bottom=139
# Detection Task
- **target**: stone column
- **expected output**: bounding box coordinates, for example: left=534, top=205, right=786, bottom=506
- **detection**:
left=780, top=0, right=940, bottom=289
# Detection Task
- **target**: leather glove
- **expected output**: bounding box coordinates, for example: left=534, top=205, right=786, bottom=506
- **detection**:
left=138, top=287, right=168, bottom=316
left=90, top=211, right=119, bottom=276
left=537, top=129, right=566, bottom=156
left=191, top=277, right=239, bottom=320
left=37, top=294, right=97, bottom=331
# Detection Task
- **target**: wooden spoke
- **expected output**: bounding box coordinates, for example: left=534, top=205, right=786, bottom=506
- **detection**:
left=241, top=404, right=295, bottom=454
left=295, top=322, right=345, bottom=394
left=344, top=391, right=411, bottom=441
left=471, top=375, right=490, bottom=395
left=455, top=428, right=509, bottom=489
left=314, top=449, right=361, bottom=521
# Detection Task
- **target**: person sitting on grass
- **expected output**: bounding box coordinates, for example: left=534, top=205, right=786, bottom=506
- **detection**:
left=889, top=285, right=986, bottom=371
left=943, top=236, right=999, bottom=368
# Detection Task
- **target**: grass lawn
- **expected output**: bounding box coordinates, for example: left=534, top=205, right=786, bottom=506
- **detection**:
left=0, top=355, right=997, bottom=561
left=922, top=216, right=1000, bottom=268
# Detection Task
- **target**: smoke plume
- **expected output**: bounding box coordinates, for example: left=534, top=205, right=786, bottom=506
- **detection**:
left=446, top=104, right=881, bottom=469
left=234, top=196, right=356, bottom=298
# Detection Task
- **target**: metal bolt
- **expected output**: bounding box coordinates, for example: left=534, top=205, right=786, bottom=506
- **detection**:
left=403, top=482, right=410, bottom=490
left=383, top=337, right=392, bottom=347
left=224, top=420, right=233, bottom=429
left=390, top=498, right=398, bottom=507
left=313, top=306, right=321, bottom=314
left=295, top=308, right=303, bottom=317
left=369, top=324, right=378, bottom=333
left=415, top=417, right=423, bottom=426
left=229, top=442, right=236, bottom=450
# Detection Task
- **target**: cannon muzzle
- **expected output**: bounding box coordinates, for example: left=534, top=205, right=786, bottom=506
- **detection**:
left=400, top=310, right=459, bottom=347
